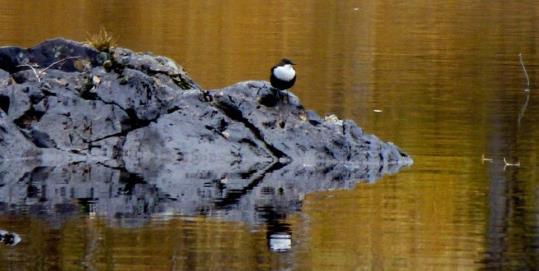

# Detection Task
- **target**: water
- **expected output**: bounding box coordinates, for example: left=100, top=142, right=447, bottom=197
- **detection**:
left=1, top=1, right=539, bottom=270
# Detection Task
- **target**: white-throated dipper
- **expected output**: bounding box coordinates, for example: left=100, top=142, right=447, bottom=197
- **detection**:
left=270, top=58, right=296, bottom=90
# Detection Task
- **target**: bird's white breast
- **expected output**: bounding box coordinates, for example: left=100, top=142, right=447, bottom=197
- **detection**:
left=273, top=64, right=296, bottom=81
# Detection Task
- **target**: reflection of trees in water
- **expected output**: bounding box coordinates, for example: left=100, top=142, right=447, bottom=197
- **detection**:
left=482, top=86, right=539, bottom=269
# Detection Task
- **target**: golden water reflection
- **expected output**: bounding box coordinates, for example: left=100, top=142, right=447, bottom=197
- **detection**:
left=1, top=0, right=539, bottom=270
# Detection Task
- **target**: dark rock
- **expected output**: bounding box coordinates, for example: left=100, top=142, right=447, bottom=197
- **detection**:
left=0, top=38, right=411, bottom=166
left=210, top=81, right=410, bottom=166
left=0, top=46, right=25, bottom=73
left=0, top=39, right=413, bottom=225
left=122, top=89, right=274, bottom=176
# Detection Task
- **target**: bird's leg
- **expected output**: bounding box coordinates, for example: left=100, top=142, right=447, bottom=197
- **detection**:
left=270, top=87, right=281, bottom=103
left=270, top=87, right=290, bottom=105
left=282, top=90, right=290, bottom=105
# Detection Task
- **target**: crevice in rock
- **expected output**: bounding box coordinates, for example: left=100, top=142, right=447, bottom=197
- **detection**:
left=118, top=170, right=146, bottom=195
left=0, top=95, right=9, bottom=113
left=87, top=97, right=153, bottom=142
left=323, top=146, right=336, bottom=159
left=398, top=150, right=409, bottom=157
left=81, top=102, right=186, bottom=147
left=123, top=108, right=152, bottom=129
left=204, top=125, right=227, bottom=139
left=213, top=99, right=288, bottom=160
left=63, top=91, right=186, bottom=154
left=238, top=138, right=258, bottom=148
left=166, top=106, right=180, bottom=114
left=80, top=128, right=130, bottom=146
left=28, top=129, right=57, bottom=148
left=13, top=107, right=45, bottom=129
left=80, top=90, right=98, bottom=100
left=239, top=167, right=260, bottom=179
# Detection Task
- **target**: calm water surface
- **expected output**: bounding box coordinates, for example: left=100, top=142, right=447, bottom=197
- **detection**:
left=1, top=1, right=539, bottom=270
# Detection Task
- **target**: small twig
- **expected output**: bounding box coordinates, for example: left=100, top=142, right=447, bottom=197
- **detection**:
left=16, top=64, right=41, bottom=82
left=503, top=157, right=520, bottom=170
left=517, top=54, right=532, bottom=130
left=481, top=154, right=493, bottom=164
left=517, top=91, right=530, bottom=129
left=519, top=53, right=530, bottom=92
left=41, top=56, right=81, bottom=74
left=16, top=56, right=81, bottom=82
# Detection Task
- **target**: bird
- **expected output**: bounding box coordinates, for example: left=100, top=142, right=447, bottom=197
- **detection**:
left=270, top=58, right=296, bottom=90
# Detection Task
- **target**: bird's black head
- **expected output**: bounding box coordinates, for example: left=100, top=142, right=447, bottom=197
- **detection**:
left=279, top=58, right=296, bottom=66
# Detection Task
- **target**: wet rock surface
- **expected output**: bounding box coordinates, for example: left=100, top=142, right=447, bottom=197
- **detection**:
left=0, top=38, right=412, bottom=226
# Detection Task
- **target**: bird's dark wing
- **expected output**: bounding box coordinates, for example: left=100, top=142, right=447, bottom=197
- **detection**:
left=269, top=65, right=277, bottom=81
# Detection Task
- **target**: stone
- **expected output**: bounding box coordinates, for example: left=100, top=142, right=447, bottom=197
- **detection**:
left=0, top=38, right=413, bottom=224
left=0, top=109, right=40, bottom=160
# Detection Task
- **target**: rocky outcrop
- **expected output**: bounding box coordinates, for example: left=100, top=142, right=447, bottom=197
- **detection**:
left=0, top=39, right=412, bottom=225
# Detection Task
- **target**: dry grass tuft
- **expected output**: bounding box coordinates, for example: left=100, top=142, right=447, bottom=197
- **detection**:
left=86, top=28, right=117, bottom=52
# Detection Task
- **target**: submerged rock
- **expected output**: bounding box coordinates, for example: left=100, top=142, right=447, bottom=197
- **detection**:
left=0, top=39, right=412, bottom=225
left=0, top=229, right=21, bottom=246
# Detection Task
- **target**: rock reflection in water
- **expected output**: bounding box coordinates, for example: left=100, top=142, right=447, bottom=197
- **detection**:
left=0, top=160, right=407, bottom=249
